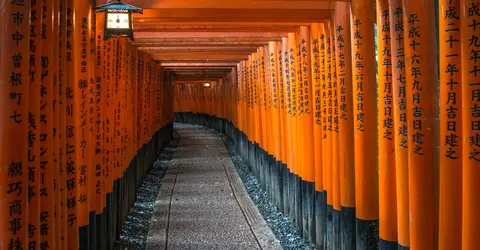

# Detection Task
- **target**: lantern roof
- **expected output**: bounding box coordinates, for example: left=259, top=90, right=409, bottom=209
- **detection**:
left=95, top=0, right=143, bottom=14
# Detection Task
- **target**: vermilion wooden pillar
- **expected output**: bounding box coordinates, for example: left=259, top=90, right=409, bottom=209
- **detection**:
left=86, top=9, right=98, bottom=247
left=311, top=22, right=324, bottom=196
left=377, top=0, right=398, bottom=248
left=299, top=26, right=315, bottom=184
left=95, top=11, right=106, bottom=222
left=104, top=38, right=115, bottom=214
left=277, top=41, right=287, bottom=166
left=402, top=0, right=439, bottom=249
left=27, top=0, right=42, bottom=249
left=288, top=32, right=299, bottom=178
left=317, top=22, right=328, bottom=250
left=334, top=2, right=356, bottom=249
left=248, top=57, right=253, bottom=144
left=73, top=1, right=94, bottom=247
left=282, top=35, right=295, bottom=218
left=245, top=60, right=250, bottom=138
left=248, top=56, right=254, bottom=144
left=283, top=37, right=294, bottom=173
left=351, top=0, right=379, bottom=248
left=323, top=20, right=332, bottom=212
left=291, top=31, right=303, bottom=229
left=56, top=0, right=69, bottom=248
left=269, top=42, right=282, bottom=160
left=241, top=61, right=245, bottom=139
left=259, top=47, right=268, bottom=154
left=323, top=19, right=335, bottom=249
left=251, top=51, right=258, bottom=146
left=387, top=0, right=410, bottom=248
left=52, top=0, right=61, bottom=247
left=263, top=46, right=272, bottom=157
left=1, top=1, right=30, bottom=249
left=389, top=0, right=410, bottom=248
left=281, top=37, right=294, bottom=221
left=253, top=52, right=262, bottom=147
left=330, top=15, right=341, bottom=248
left=94, top=12, right=108, bottom=250
left=241, top=62, right=247, bottom=138
left=300, top=25, right=316, bottom=243
left=65, top=0, right=79, bottom=248
left=319, top=20, right=328, bottom=208
left=40, top=0, right=57, bottom=248
left=294, top=31, right=304, bottom=182
left=246, top=57, right=253, bottom=142
left=461, top=1, right=480, bottom=249
left=439, top=0, right=463, bottom=249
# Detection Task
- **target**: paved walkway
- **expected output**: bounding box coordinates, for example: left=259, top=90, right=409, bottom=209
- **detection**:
left=146, top=124, right=282, bottom=250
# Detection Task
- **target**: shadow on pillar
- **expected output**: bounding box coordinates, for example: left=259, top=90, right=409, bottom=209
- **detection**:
left=76, top=123, right=173, bottom=250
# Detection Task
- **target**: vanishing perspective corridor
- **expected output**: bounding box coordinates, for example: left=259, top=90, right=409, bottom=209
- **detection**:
left=144, top=124, right=281, bottom=250
left=1, top=0, right=479, bottom=249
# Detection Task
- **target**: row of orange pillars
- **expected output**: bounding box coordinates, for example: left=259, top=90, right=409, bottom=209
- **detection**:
left=1, top=0, right=175, bottom=250
left=173, top=0, right=480, bottom=250
left=1, top=1, right=479, bottom=250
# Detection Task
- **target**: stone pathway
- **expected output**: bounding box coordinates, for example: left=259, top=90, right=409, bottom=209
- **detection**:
left=146, top=124, right=282, bottom=250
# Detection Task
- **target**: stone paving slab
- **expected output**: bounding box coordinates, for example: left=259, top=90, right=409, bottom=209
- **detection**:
left=146, top=124, right=282, bottom=250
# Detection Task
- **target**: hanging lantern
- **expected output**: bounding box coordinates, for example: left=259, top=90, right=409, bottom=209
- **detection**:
left=94, top=0, right=143, bottom=41
left=204, top=82, right=211, bottom=88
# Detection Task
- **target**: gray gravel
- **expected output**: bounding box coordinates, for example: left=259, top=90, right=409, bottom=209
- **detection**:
left=114, top=131, right=180, bottom=250
left=210, top=129, right=311, bottom=250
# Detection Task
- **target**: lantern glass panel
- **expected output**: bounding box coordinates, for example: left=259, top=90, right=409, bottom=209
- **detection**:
left=106, top=13, right=130, bottom=29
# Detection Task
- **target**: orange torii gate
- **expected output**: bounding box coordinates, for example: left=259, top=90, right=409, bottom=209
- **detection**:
left=1, top=1, right=174, bottom=250
left=2, top=1, right=480, bottom=250
left=172, top=2, right=479, bottom=250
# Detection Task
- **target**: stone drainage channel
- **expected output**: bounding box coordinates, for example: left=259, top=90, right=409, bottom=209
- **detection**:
left=114, top=124, right=310, bottom=250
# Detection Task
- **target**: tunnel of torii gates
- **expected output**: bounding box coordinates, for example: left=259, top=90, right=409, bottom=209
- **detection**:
left=0, top=0, right=479, bottom=249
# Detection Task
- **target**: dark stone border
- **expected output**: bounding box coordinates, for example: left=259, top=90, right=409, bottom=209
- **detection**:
left=114, top=130, right=180, bottom=250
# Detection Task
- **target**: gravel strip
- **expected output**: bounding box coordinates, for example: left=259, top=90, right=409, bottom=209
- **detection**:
left=209, top=129, right=311, bottom=250
left=114, top=131, right=180, bottom=250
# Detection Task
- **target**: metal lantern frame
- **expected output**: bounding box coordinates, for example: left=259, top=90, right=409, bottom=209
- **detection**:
left=94, top=0, right=143, bottom=41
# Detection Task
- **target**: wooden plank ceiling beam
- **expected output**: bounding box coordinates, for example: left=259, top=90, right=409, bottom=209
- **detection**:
left=158, top=59, right=244, bottom=64
left=172, top=77, right=231, bottom=80
left=133, top=31, right=288, bottom=39
left=138, top=47, right=260, bottom=54
left=174, top=80, right=220, bottom=84
left=174, top=73, right=230, bottom=77
left=133, top=9, right=330, bottom=22
left=161, top=63, right=238, bottom=67
left=169, top=69, right=233, bottom=73
left=94, top=0, right=342, bottom=74
left=134, top=43, right=271, bottom=48
left=174, top=73, right=228, bottom=77
left=152, top=54, right=249, bottom=60
left=96, top=0, right=336, bottom=10
left=150, top=51, right=253, bottom=56
left=132, top=22, right=310, bottom=33
left=174, top=77, right=227, bottom=80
